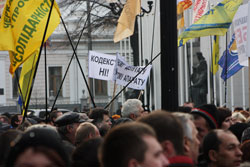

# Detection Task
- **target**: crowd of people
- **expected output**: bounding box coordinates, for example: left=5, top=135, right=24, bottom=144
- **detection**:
left=0, top=99, right=250, bottom=167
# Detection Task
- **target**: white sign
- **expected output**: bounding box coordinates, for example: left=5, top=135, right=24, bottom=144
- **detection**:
left=88, top=51, right=116, bottom=81
left=113, top=54, right=152, bottom=90
left=233, top=3, right=248, bottom=66
left=246, top=2, right=250, bottom=59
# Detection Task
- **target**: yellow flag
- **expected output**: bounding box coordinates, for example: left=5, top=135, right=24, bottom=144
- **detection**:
left=178, top=0, right=242, bottom=47
left=114, top=0, right=140, bottom=43
left=19, top=49, right=39, bottom=115
left=211, top=36, right=219, bottom=74
left=177, top=3, right=184, bottom=29
left=177, top=0, right=192, bottom=29
left=0, top=0, right=61, bottom=74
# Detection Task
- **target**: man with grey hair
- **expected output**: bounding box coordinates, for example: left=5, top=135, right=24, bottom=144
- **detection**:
left=121, top=99, right=144, bottom=121
left=173, top=112, right=200, bottom=164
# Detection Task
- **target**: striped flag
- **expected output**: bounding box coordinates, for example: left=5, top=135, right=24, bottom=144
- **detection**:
left=178, top=0, right=243, bottom=47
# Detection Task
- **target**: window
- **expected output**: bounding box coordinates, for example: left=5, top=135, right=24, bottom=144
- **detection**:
left=12, top=68, right=22, bottom=98
left=89, top=78, right=107, bottom=96
left=49, top=67, right=62, bottom=97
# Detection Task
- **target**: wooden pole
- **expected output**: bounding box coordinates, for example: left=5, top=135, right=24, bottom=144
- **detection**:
left=109, top=83, right=117, bottom=115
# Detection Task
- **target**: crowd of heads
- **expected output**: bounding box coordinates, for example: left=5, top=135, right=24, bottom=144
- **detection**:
left=1, top=99, right=250, bottom=167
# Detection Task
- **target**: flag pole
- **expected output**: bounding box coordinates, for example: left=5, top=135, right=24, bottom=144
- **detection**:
left=23, top=0, right=56, bottom=121
left=15, top=70, right=27, bottom=122
left=224, top=33, right=228, bottom=106
left=104, top=52, right=161, bottom=109
left=44, top=42, right=48, bottom=123
left=50, top=2, right=97, bottom=111
left=210, top=36, right=215, bottom=104
left=108, top=82, right=117, bottom=115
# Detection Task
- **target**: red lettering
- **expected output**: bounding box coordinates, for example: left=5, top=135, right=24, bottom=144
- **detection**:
left=235, top=28, right=243, bottom=44
left=243, top=26, right=247, bottom=42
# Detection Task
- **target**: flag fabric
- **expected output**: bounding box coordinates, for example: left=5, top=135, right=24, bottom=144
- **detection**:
left=177, top=0, right=193, bottom=10
left=178, top=0, right=243, bottom=47
left=177, top=3, right=185, bottom=29
left=177, top=0, right=193, bottom=29
left=18, top=49, right=39, bottom=116
left=192, top=0, right=208, bottom=23
left=113, top=0, right=140, bottom=43
left=0, top=0, right=61, bottom=74
left=218, top=33, right=243, bottom=81
left=211, top=35, right=220, bottom=74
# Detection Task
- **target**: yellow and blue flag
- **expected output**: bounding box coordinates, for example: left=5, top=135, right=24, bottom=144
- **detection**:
left=178, top=0, right=242, bottom=47
left=211, top=35, right=219, bottom=74
left=218, top=33, right=243, bottom=81
left=0, top=0, right=61, bottom=74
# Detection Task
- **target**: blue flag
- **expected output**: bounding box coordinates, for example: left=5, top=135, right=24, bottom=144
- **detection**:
left=218, top=34, right=243, bottom=81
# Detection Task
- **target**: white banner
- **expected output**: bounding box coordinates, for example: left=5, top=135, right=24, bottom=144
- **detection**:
left=88, top=51, right=116, bottom=81
left=113, top=54, right=152, bottom=90
left=192, top=0, right=208, bottom=23
left=233, top=3, right=248, bottom=66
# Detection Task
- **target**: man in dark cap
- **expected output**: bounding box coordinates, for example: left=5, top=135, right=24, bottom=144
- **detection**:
left=55, top=112, right=86, bottom=146
left=5, top=124, right=69, bottom=167
left=191, top=104, right=219, bottom=167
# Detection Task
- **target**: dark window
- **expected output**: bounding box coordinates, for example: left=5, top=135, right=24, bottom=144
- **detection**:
left=89, top=78, right=107, bottom=96
left=49, top=67, right=62, bottom=97
left=0, top=88, right=4, bottom=95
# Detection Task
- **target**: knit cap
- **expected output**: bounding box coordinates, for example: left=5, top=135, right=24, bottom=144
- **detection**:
left=191, top=104, right=219, bottom=129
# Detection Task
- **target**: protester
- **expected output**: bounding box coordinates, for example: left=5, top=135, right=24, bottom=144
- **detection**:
left=49, top=110, right=63, bottom=126
left=121, top=99, right=144, bottom=120
left=100, top=122, right=169, bottom=167
left=88, top=108, right=112, bottom=137
left=240, top=127, right=250, bottom=162
left=72, top=137, right=103, bottom=167
left=0, top=115, right=10, bottom=124
left=183, top=102, right=194, bottom=109
left=0, top=129, right=22, bottom=166
left=229, top=123, right=250, bottom=142
left=75, top=122, right=100, bottom=146
left=112, top=117, right=133, bottom=127
left=138, top=110, right=194, bottom=166
left=191, top=104, right=219, bottom=148
left=173, top=112, right=200, bottom=164
left=217, top=107, right=233, bottom=129
left=178, top=106, right=192, bottom=113
left=10, top=114, right=23, bottom=129
left=203, top=129, right=242, bottom=167
left=55, top=112, right=86, bottom=155
left=5, top=124, right=69, bottom=167
left=232, top=112, right=246, bottom=124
